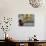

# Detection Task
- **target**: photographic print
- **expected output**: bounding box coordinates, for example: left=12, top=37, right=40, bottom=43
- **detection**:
left=18, top=14, right=34, bottom=26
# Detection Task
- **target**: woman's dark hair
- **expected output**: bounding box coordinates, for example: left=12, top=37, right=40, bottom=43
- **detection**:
left=19, top=19, right=24, bottom=26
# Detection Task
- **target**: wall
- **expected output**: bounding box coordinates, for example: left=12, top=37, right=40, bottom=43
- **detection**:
left=0, top=0, right=46, bottom=40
